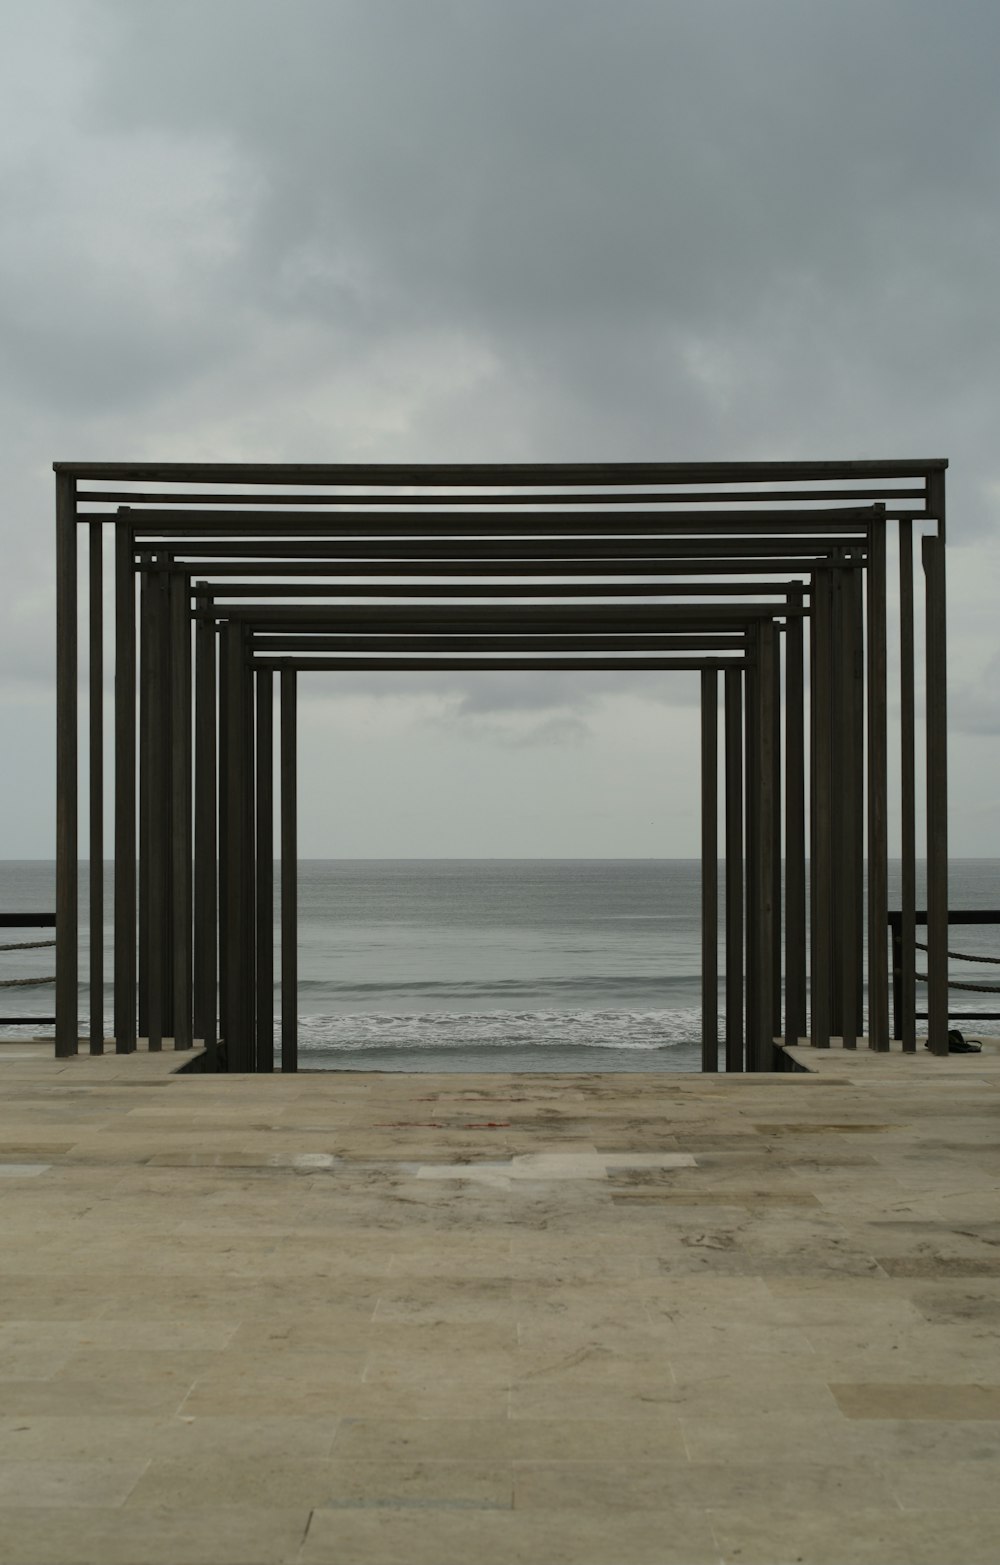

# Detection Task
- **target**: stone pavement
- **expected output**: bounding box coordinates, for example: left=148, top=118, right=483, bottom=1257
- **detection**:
left=1, top=1039, right=999, bottom=1564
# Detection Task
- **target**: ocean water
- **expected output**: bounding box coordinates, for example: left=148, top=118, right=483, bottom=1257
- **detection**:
left=3, top=858, right=1000, bottom=1071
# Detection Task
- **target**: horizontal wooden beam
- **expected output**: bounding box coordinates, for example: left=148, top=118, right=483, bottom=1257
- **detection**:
left=78, top=486, right=927, bottom=509
left=251, top=656, right=747, bottom=672
left=249, top=634, right=748, bottom=654
left=56, top=459, right=948, bottom=483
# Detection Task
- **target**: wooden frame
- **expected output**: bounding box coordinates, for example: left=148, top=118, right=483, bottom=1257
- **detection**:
left=53, top=460, right=949, bottom=1068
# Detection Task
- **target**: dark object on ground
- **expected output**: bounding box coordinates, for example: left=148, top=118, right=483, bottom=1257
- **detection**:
left=925, top=1029, right=983, bottom=1054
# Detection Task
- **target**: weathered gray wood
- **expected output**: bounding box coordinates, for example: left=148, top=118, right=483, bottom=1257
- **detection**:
left=55, top=474, right=78, bottom=1057
left=701, top=670, right=719, bottom=1072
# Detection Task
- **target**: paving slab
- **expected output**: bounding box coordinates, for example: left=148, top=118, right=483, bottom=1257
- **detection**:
left=0, top=1038, right=998, bottom=1562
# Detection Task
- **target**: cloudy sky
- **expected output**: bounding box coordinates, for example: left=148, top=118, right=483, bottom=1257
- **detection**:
left=2, top=0, right=1000, bottom=858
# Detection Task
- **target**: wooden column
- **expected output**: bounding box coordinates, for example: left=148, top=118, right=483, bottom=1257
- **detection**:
left=923, top=493, right=949, bottom=1056
left=701, top=669, right=718, bottom=1072
left=784, top=587, right=806, bottom=1048
left=193, top=595, right=218, bottom=1055
left=771, top=630, right=782, bottom=1041
left=55, top=473, right=78, bottom=1058
left=744, top=631, right=759, bottom=1067
left=280, top=669, right=298, bottom=1073
left=866, top=511, right=890, bottom=1049
left=88, top=523, right=104, bottom=1054
left=839, top=564, right=859, bottom=1050
left=146, top=567, right=167, bottom=1051
left=724, top=667, right=744, bottom=1072
left=221, top=622, right=250, bottom=1069
left=754, top=621, right=777, bottom=1070
left=137, top=564, right=150, bottom=1042
left=255, top=668, right=275, bottom=1071
left=170, top=573, right=193, bottom=1050
left=113, top=523, right=137, bottom=1053
left=898, top=521, right=917, bottom=1049
left=809, top=570, right=833, bottom=1048
left=217, top=620, right=229, bottom=1055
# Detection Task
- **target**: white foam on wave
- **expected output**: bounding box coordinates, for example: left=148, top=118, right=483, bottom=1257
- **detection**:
left=292, top=1007, right=710, bottom=1053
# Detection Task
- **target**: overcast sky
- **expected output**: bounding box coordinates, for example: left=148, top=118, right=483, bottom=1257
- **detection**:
left=2, top=0, right=1000, bottom=857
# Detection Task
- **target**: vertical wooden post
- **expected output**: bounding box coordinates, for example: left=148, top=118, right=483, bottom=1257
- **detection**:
left=744, top=631, right=759, bottom=1067
left=898, top=521, right=917, bottom=1050
left=217, top=621, right=229, bottom=1056
left=810, top=570, right=833, bottom=1048
left=146, top=567, right=167, bottom=1051
left=113, top=522, right=137, bottom=1053
left=193, top=594, right=218, bottom=1055
left=137, top=564, right=150, bottom=1042
left=829, top=565, right=845, bottom=1039
left=55, top=473, right=78, bottom=1058
left=701, top=669, right=718, bottom=1072
left=724, top=667, right=744, bottom=1072
left=784, top=587, right=806, bottom=1048
left=280, top=669, right=298, bottom=1073
left=867, top=510, right=890, bottom=1049
left=242, top=632, right=256, bottom=1067
left=222, top=622, right=250, bottom=1069
left=755, top=621, right=777, bottom=1070
left=771, top=629, right=782, bottom=1041
left=170, top=573, right=193, bottom=1050
left=851, top=566, right=865, bottom=1037
left=256, top=667, right=275, bottom=1071
left=923, top=484, right=949, bottom=1055
left=88, top=523, right=104, bottom=1054
left=839, top=564, right=859, bottom=1050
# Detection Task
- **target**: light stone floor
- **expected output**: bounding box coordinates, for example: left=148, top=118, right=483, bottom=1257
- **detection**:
left=1, top=1039, right=999, bottom=1564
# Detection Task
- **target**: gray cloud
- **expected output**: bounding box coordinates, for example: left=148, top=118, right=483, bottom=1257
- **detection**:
left=3, top=0, right=1000, bottom=850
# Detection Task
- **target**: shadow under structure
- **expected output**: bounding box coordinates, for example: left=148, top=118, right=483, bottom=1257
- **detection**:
left=52, top=459, right=949, bottom=1070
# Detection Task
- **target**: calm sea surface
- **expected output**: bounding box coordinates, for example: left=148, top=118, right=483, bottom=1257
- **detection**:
left=3, top=859, right=999, bottom=1070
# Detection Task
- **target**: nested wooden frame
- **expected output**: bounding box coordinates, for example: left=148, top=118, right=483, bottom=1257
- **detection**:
left=53, top=460, right=949, bottom=1069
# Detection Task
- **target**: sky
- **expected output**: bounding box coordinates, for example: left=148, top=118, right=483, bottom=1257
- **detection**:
left=2, top=0, right=1000, bottom=858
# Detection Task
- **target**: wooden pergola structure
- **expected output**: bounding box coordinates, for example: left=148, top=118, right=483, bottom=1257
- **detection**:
left=53, top=460, right=950, bottom=1068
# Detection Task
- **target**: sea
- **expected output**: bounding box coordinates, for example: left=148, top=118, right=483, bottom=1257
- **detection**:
left=2, top=859, right=999, bottom=1070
